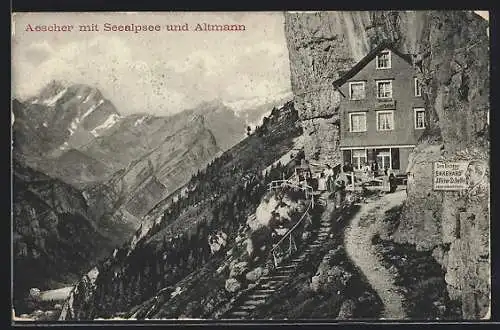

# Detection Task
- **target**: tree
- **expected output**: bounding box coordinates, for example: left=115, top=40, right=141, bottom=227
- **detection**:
left=247, top=126, right=252, bottom=136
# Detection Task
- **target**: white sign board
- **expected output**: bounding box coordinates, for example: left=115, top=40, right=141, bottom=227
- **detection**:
left=433, top=161, right=468, bottom=191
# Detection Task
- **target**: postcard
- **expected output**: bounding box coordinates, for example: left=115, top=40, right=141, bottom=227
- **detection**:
left=11, top=11, right=490, bottom=322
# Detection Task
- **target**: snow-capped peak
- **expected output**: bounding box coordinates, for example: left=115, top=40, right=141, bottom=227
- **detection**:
left=81, top=99, right=104, bottom=121
left=134, top=115, right=149, bottom=127
left=90, top=113, right=121, bottom=137
left=223, top=90, right=293, bottom=112
left=42, top=88, right=68, bottom=106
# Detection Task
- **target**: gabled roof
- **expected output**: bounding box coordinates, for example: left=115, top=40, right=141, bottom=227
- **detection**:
left=332, top=41, right=414, bottom=88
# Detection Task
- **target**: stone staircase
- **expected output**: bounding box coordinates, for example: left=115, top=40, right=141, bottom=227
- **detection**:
left=223, top=198, right=335, bottom=319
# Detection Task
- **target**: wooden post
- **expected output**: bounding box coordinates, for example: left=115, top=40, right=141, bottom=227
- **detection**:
left=350, top=172, right=355, bottom=191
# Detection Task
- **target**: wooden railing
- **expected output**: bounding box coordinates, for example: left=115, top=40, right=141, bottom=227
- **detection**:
left=268, top=200, right=313, bottom=268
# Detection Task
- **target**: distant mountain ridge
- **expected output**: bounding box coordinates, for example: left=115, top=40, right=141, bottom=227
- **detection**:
left=13, top=80, right=284, bottom=189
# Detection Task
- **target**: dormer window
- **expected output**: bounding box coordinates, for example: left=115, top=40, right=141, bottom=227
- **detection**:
left=376, top=50, right=391, bottom=69
left=349, top=81, right=366, bottom=100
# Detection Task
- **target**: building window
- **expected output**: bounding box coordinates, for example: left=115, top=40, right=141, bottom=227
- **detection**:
left=414, top=108, right=426, bottom=129
left=376, top=50, right=391, bottom=69
left=376, top=149, right=391, bottom=170
left=349, top=81, right=366, bottom=100
left=376, top=110, right=394, bottom=131
left=349, top=112, right=367, bottom=132
left=352, top=149, right=367, bottom=170
left=376, top=80, right=393, bottom=99
left=414, top=77, right=422, bottom=96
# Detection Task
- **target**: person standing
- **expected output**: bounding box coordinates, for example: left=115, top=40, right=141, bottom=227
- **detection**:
left=318, top=172, right=327, bottom=191
left=371, top=160, right=379, bottom=177
left=363, top=162, right=371, bottom=180
left=389, top=173, right=397, bottom=193
left=334, top=170, right=348, bottom=209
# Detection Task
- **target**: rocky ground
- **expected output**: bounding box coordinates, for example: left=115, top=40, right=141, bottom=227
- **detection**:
left=344, top=186, right=461, bottom=320
left=344, top=189, right=408, bottom=320
left=372, top=203, right=462, bottom=320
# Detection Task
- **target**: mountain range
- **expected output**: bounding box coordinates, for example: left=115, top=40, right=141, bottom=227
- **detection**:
left=12, top=80, right=291, bottom=313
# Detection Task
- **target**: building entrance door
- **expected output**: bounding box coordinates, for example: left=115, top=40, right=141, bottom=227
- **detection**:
left=376, top=149, right=391, bottom=171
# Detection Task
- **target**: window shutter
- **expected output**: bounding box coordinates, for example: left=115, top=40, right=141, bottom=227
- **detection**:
left=343, top=150, right=352, bottom=165
left=391, top=148, right=400, bottom=170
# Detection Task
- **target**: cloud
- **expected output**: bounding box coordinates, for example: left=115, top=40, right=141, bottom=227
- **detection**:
left=22, top=40, right=54, bottom=64
left=12, top=13, right=292, bottom=115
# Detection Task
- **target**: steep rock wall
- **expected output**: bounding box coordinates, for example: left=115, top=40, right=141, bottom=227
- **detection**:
left=284, top=10, right=489, bottom=319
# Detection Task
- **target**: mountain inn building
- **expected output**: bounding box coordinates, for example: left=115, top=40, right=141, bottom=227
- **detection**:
left=333, top=43, right=426, bottom=176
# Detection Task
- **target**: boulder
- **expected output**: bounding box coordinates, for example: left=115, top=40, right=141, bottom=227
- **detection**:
left=337, top=299, right=356, bottom=319
left=29, top=287, right=41, bottom=299
left=229, top=261, right=249, bottom=278
left=310, top=275, right=321, bottom=292
left=208, top=231, right=227, bottom=255
left=246, top=267, right=265, bottom=282
left=246, top=238, right=254, bottom=257
left=33, top=310, right=44, bottom=317
left=312, top=263, right=352, bottom=294
left=225, top=278, right=241, bottom=293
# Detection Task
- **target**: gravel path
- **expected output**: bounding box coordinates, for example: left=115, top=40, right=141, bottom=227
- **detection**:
left=344, top=190, right=407, bottom=320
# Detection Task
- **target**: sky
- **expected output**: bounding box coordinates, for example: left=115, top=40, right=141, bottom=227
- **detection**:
left=12, top=12, right=292, bottom=115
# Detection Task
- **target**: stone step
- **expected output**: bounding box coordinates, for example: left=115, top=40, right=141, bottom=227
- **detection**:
left=261, top=283, right=282, bottom=289
left=260, top=275, right=289, bottom=280
left=276, top=265, right=295, bottom=270
left=247, top=293, right=269, bottom=299
left=239, top=305, right=258, bottom=310
left=244, top=298, right=266, bottom=304
left=262, top=281, right=282, bottom=289
left=229, top=311, right=249, bottom=317
left=253, top=289, right=275, bottom=294
left=260, top=281, right=279, bottom=286
left=275, top=268, right=295, bottom=273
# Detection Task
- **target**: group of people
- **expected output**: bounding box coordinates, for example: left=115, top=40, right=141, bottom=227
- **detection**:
left=317, top=164, right=349, bottom=209
left=357, top=161, right=380, bottom=179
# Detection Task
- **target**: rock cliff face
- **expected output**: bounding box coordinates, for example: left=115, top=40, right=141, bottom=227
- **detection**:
left=284, top=10, right=489, bottom=319
left=12, top=159, right=114, bottom=314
